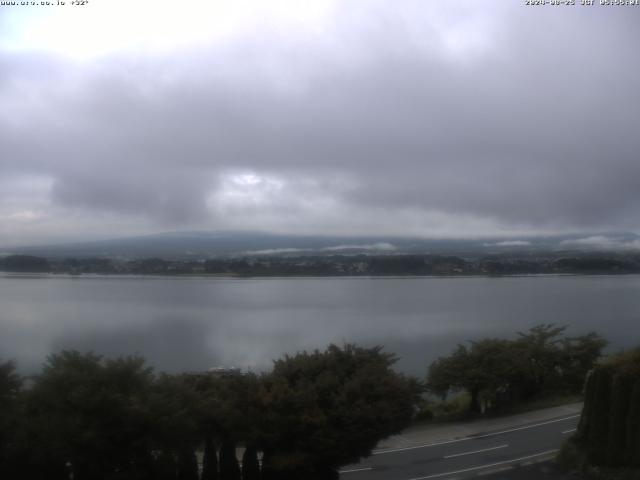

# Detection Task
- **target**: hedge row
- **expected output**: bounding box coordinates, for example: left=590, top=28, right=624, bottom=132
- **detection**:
left=576, top=349, right=640, bottom=468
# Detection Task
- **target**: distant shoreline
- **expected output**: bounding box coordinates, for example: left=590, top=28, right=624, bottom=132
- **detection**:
left=2, top=271, right=640, bottom=280
left=4, top=252, right=640, bottom=277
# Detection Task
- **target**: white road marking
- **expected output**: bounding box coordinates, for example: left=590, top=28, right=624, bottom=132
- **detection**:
left=443, top=444, right=508, bottom=459
left=478, top=466, right=513, bottom=476
left=407, top=449, right=559, bottom=480
left=470, top=415, right=580, bottom=440
left=562, top=428, right=577, bottom=434
left=339, top=467, right=373, bottom=474
left=373, top=437, right=473, bottom=455
left=372, top=414, right=579, bottom=455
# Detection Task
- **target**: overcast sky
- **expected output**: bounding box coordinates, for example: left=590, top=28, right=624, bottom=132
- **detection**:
left=1, top=0, right=639, bottom=246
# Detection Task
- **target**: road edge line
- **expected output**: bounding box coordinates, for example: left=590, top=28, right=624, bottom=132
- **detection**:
left=406, top=449, right=559, bottom=480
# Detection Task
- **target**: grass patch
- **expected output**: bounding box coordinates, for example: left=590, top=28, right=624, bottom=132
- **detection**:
left=484, top=393, right=583, bottom=417
left=413, top=393, right=582, bottom=426
left=413, top=392, right=471, bottom=424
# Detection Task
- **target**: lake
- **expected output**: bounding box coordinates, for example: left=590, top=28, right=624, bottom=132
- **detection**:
left=1, top=274, right=639, bottom=376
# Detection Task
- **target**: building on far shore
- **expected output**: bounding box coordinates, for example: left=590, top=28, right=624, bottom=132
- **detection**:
left=207, top=366, right=243, bottom=378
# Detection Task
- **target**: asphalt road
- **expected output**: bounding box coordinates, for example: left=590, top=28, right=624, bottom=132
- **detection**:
left=339, top=414, right=579, bottom=480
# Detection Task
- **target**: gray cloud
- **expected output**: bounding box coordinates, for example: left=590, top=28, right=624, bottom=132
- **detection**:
left=1, top=1, right=639, bottom=244
left=560, top=235, right=640, bottom=250
left=484, top=240, right=531, bottom=248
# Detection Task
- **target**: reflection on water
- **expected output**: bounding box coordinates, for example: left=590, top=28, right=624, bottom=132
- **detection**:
left=1, top=274, right=639, bottom=375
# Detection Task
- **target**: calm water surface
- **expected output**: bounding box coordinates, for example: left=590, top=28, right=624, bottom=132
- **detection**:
left=1, top=274, right=639, bottom=376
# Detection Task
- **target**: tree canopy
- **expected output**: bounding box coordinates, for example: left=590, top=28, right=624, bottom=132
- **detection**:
left=0, top=344, right=421, bottom=480
left=427, top=325, right=607, bottom=413
left=569, top=347, right=640, bottom=471
left=259, top=344, right=421, bottom=478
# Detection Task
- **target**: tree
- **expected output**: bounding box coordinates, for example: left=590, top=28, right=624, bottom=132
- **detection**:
left=561, top=332, right=608, bottom=392
left=24, top=351, right=156, bottom=480
left=514, top=324, right=567, bottom=397
left=154, top=450, right=178, bottom=480
left=427, top=339, right=523, bottom=412
left=587, top=365, right=613, bottom=465
left=0, top=361, right=22, bottom=478
left=427, top=325, right=607, bottom=414
left=606, top=372, right=633, bottom=466
left=572, top=348, right=640, bottom=469
left=219, top=440, right=241, bottom=480
left=241, top=446, right=260, bottom=480
left=177, top=448, right=199, bottom=480
left=0, top=255, right=50, bottom=272
left=201, top=437, right=219, bottom=480
left=147, top=373, right=203, bottom=478
left=183, top=370, right=261, bottom=479
left=259, top=344, right=421, bottom=479
left=626, top=379, right=640, bottom=467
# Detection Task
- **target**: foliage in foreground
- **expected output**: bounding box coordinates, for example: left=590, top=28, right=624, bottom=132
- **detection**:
left=426, top=324, right=607, bottom=413
left=0, top=344, right=420, bottom=480
left=260, top=345, right=421, bottom=478
left=558, top=348, right=640, bottom=479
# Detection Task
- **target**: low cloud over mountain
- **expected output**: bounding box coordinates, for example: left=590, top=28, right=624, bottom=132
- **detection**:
left=1, top=1, right=639, bottom=245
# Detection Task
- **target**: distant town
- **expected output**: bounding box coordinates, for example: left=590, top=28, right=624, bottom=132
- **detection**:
left=2, top=251, right=640, bottom=276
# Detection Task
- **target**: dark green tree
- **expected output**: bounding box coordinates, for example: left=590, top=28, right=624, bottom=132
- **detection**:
left=184, top=369, right=264, bottom=480
left=154, top=450, right=178, bottom=480
left=572, top=348, right=640, bottom=469
left=428, top=325, right=607, bottom=414
left=147, top=373, right=203, bottom=480
left=0, top=360, right=22, bottom=479
left=606, top=373, right=633, bottom=466
left=427, top=339, right=522, bottom=412
left=561, top=332, right=608, bottom=393
left=577, top=370, right=596, bottom=439
left=626, top=379, right=640, bottom=467
left=259, top=344, right=421, bottom=478
left=587, top=366, right=613, bottom=464
left=201, top=436, right=219, bottom=480
left=24, top=351, right=156, bottom=480
left=219, top=440, right=241, bottom=480
left=241, top=446, right=261, bottom=480
left=514, top=324, right=567, bottom=397
left=0, top=255, right=50, bottom=272
left=177, top=448, right=199, bottom=480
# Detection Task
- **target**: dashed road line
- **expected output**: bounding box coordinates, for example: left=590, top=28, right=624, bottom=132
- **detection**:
left=470, top=415, right=580, bottom=440
left=443, top=444, right=508, bottom=459
left=373, top=437, right=473, bottom=455
left=406, top=449, right=559, bottom=480
left=478, top=465, right=513, bottom=476
left=339, top=467, right=373, bottom=474
left=372, top=414, right=579, bottom=456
